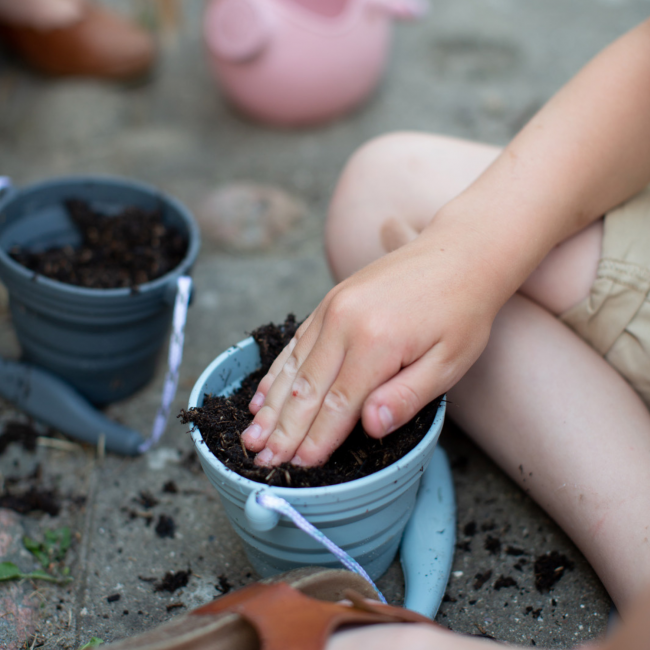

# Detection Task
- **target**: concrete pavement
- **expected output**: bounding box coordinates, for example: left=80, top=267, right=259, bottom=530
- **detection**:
left=1, top=0, right=646, bottom=646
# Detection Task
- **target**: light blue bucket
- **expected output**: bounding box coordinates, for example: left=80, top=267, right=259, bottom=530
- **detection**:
left=190, top=337, right=453, bottom=608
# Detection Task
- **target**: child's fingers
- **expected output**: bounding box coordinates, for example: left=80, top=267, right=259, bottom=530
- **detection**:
left=259, top=356, right=369, bottom=467
left=280, top=343, right=404, bottom=467
left=360, top=333, right=490, bottom=439
left=250, top=328, right=347, bottom=466
left=248, top=337, right=297, bottom=415
left=248, top=316, right=314, bottom=415
left=242, top=317, right=333, bottom=457
left=362, top=351, right=455, bottom=439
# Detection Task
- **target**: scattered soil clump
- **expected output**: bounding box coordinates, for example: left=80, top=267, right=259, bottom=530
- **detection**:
left=534, top=551, right=575, bottom=592
left=9, top=199, right=187, bottom=289
left=505, top=546, right=525, bottom=556
left=463, top=521, right=477, bottom=536
left=473, top=570, right=492, bottom=590
left=162, top=481, right=178, bottom=494
left=155, top=514, right=176, bottom=539
left=493, top=575, right=518, bottom=590
left=155, top=569, right=191, bottom=593
left=0, top=420, right=41, bottom=454
left=179, top=315, right=442, bottom=488
left=0, top=485, right=60, bottom=515
left=216, top=574, right=233, bottom=594
left=134, top=490, right=159, bottom=509
left=484, top=535, right=501, bottom=555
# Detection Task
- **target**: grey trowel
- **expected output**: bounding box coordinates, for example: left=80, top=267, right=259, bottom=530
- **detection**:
left=0, top=356, right=144, bottom=455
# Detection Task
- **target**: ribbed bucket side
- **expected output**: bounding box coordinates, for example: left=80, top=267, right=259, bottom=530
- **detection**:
left=190, top=337, right=445, bottom=580
left=0, top=176, right=200, bottom=404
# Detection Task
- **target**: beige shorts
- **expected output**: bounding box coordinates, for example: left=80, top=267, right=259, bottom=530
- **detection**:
left=560, top=187, right=650, bottom=408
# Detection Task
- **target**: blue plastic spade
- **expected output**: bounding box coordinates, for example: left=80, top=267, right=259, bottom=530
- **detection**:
left=400, top=445, right=456, bottom=618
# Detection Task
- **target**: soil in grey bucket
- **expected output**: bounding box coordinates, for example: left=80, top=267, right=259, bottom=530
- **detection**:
left=0, top=176, right=200, bottom=405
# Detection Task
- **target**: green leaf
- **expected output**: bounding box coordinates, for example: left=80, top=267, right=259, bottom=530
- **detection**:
left=23, top=527, right=72, bottom=569
left=24, top=569, right=61, bottom=583
left=0, top=561, right=72, bottom=584
left=79, top=638, right=104, bottom=649
left=22, top=535, right=49, bottom=568
left=55, top=527, right=71, bottom=561
left=0, top=561, right=24, bottom=581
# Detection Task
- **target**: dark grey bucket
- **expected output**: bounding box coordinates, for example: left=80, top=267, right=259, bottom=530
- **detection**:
left=0, top=176, right=200, bottom=405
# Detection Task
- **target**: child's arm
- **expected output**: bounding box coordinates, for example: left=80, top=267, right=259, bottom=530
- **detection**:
left=243, top=18, right=650, bottom=467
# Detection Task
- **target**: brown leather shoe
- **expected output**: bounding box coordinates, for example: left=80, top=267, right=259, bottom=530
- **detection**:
left=100, top=567, right=439, bottom=649
left=0, top=1, right=155, bottom=80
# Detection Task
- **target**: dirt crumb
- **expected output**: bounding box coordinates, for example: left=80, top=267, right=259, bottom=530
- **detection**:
left=493, top=575, right=518, bottom=590
left=534, top=551, right=575, bottom=593
left=155, top=569, right=192, bottom=593
left=473, top=570, right=492, bottom=590
left=484, top=535, right=501, bottom=555
left=155, top=514, right=176, bottom=539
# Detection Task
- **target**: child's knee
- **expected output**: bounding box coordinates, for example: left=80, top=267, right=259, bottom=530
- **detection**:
left=329, top=131, right=423, bottom=215
left=326, top=132, right=433, bottom=279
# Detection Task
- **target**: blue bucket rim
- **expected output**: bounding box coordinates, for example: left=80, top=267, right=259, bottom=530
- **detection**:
left=0, top=174, right=201, bottom=297
left=189, top=336, right=446, bottom=496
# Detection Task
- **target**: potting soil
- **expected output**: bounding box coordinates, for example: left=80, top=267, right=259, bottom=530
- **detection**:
left=9, top=199, right=188, bottom=289
left=179, top=315, right=442, bottom=488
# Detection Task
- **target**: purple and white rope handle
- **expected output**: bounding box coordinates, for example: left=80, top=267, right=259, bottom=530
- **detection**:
left=139, top=274, right=193, bottom=453
left=256, top=491, right=388, bottom=604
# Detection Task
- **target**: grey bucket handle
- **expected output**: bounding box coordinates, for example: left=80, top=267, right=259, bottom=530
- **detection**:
left=0, top=176, right=13, bottom=201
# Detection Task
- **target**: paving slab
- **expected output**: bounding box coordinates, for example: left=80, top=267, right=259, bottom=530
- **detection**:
left=0, top=0, right=645, bottom=647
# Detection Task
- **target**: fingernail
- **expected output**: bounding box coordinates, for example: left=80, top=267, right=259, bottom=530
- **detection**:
left=256, top=447, right=274, bottom=466
left=242, top=423, right=262, bottom=441
left=249, top=392, right=265, bottom=409
left=378, top=405, right=394, bottom=434
left=290, top=454, right=304, bottom=466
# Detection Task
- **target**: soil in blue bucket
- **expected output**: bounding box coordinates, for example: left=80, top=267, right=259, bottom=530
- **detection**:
left=9, top=199, right=188, bottom=289
left=179, top=315, right=442, bottom=488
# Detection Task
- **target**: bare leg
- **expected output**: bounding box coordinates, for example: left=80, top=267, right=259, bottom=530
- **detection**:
left=326, top=132, right=501, bottom=280
left=327, top=131, right=602, bottom=314
left=326, top=584, right=650, bottom=650
left=448, top=294, right=650, bottom=612
left=326, top=132, right=650, bottom=612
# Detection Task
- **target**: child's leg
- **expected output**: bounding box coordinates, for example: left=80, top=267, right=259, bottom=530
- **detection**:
left=447, top=294, right=650, bottom=613
left=326, top=132, right=650, bottom=612
left=326, top=132, right=500, bottom=280
left=326, top=584, right=650, bottom=650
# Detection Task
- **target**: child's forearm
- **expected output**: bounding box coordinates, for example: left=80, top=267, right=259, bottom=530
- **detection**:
left=426, top=17, right=650, bottom=311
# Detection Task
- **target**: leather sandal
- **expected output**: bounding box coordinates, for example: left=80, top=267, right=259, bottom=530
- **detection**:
left=102, top=566, right=440, bottom=650
left=0, top=1, right=155, bottom=80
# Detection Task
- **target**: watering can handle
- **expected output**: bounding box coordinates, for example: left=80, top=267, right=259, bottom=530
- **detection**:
left=366, top=0, right=428, bottom=19
left=204, top=0, right=271, bottom=63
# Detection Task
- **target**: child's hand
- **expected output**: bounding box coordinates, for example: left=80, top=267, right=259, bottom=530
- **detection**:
left=241, top=224, right=502, bottom=467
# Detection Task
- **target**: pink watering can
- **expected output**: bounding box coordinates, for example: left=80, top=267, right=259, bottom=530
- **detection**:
left=203, top=0, right=427, bottom=126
